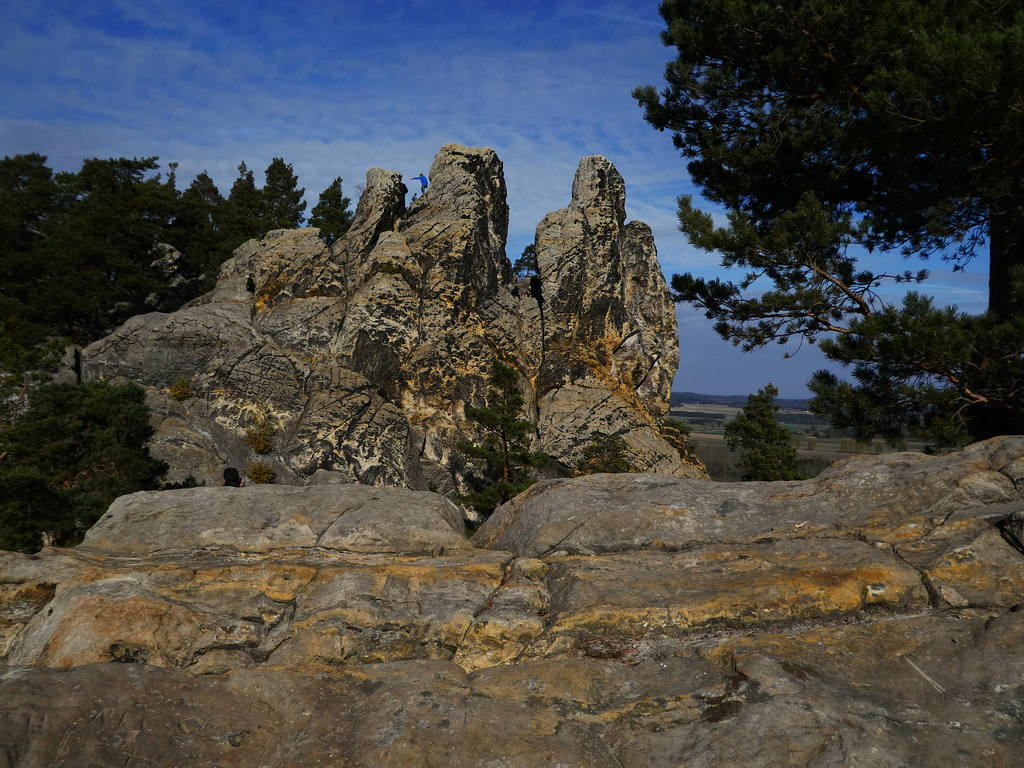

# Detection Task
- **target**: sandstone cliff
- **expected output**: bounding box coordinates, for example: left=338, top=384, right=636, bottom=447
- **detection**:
left=79, top=144, right=700, bottom=492
left=1, top=439, right=1023, bottom=765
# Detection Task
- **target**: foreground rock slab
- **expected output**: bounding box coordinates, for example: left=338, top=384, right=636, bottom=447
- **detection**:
left=2, top=439, right=1024, bottom=766
left=2, top=612, right=1022, bottom=767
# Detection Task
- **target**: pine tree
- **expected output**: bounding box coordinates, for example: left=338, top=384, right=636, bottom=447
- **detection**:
left=575, top=431, right=633, bottom=475
left=309, top=176, right=354, bottom=246
left=636, top=0, right=1024, bottom=445
left=0, top=154, right=64, bottom=404
left=0, top=380, right=168, bottom=551
left=171, top=170, right=230, bottom=282
left=0, top=154, right=58, bottom=327
left=512, top=243, right=538, bottom=278
left=262, top=157, right=306, bottom=230
left=724, top=385, right=802, bottom=481
left=222, top=162, right=265, bottom=249
left=35, top=157, right=178, bottom=343
left=457, top=359, right=548, bottom=518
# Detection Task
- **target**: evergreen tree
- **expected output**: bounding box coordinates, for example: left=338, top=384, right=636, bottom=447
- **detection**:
left=807, top=296, right=1024, bottom=447
left=262, top=157, right=306, bottom=230
left=170, top=170, right=231, bottom=284
left=0, top=154, right=59, bottom=331
left=457, top=359, right=549, bottom=518
left=309, top=176, right=354, bottom=246
left=0, top=465, right=68, bottom=553
left=635, top=1, right=1024, bottom=444
left=0, top=332, right=65, bottom=429
left=512, top=243, right=539, bottom=278
left=724, top=385, right=801, bottom=481
left=222, top=161, right=265, bottom=249
left=576, top=431, right=633, bottom=475
left=35, top=157, right=179, bottom=343
left=0, top=154, right=63, bottom=390
left=0, top=380, right=167, bottom=551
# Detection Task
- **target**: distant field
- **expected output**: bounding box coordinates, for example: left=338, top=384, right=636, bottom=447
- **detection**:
left=673, top=402, right=743, bottom=416
left=670, top=400, right=925, bottom=480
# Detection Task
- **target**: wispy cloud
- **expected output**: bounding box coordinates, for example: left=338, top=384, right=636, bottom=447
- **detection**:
left=1, top=0, right=982, bottom=397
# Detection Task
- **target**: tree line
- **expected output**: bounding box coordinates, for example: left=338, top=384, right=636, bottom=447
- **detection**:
left=0, top=154, right=353, bottom=355
left=0, top=153, right=354, bottom=417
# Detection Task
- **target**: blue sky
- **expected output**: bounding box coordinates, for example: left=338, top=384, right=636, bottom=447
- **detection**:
left=1, top=0, right=989, bottom=398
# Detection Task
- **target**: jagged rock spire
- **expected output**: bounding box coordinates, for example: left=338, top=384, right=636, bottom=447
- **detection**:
left=81, top=145, right=699, bottom=487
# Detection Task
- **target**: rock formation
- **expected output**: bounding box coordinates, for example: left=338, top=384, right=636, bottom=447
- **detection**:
left=79, top=144, right=700, bottom=492
left=2, top=438, right=1023, bottom=765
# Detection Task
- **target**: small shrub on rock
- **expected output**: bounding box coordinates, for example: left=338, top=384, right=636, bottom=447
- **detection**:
left=245, top=402, right=274, bottom=454
left=246, top=462, right=275, bottom=484
left=170, top=375, right=192, bottom=402
left=457, top=359, right=549, bottom=519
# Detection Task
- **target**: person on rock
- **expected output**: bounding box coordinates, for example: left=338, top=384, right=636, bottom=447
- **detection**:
left=246, top=275, right=256, bottom=293
left=223, top=467, right=247, bottom=487
left=412, top=173, right=428, bottom=193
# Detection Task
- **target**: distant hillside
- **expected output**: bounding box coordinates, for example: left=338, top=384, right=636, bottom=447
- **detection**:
left=671, top=391, right=811, bottom=412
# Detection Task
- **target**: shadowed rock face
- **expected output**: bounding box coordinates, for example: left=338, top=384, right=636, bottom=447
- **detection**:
left=80, top=143, right=700, bottom=490
left=2, top=438, right=1024, bottom=766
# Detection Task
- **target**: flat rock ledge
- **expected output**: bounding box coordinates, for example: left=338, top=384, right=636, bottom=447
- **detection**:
left=3, top=437, right=1024, bottom=766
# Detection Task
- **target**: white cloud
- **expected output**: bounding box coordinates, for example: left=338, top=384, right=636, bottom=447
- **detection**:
left=2, top=0, right=991, bottom=398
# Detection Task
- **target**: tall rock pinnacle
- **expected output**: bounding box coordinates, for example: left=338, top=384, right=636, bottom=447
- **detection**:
left=81, top=144, right=704, bottom=492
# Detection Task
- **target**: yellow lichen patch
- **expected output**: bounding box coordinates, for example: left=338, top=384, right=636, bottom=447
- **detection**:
left=545, top=542, right=927, bottom=640
left=265, top=625, right=358, bottom=668
left=454, top=613, right=546, bottom=672
left=275, top=552, right=510, bottom=665
left=923, top=535, right=1024, bottom=608
left=172, top=563, right=318, bottom=603
left=859, top=513, right=934, bottom=545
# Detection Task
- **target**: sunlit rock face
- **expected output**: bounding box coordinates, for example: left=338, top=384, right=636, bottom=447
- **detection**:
left=80, top=143, right=701, bottom=489
left=2, top=438, right=1024, bottom=766
left=535, top=154, right=683, bottom=472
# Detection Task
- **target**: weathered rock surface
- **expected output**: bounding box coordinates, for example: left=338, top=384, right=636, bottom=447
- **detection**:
left=535, top=155, right=683, bottom=472
left=79, top=144, right=701, bottom=490
left=2, top=438, right=1023, bottom=766
left=472, top=436, right=1024, bottom=557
